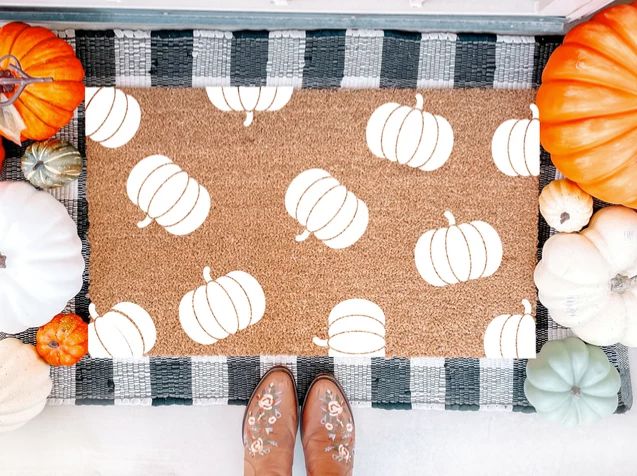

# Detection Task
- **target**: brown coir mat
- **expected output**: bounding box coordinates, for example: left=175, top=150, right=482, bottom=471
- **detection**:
left=87, top=88, right=538, bottom=358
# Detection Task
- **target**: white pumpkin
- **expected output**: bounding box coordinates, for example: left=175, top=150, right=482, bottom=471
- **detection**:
left=0, top=339, right=52, bottom=433
left=414, top=210, right=503, bottom=287
left=205, top=86, right=293, bottom=127
left=313, top=298, right=386, bottom=357
left=85, top=87, right=142, bottom=149
left=539, top=179, right=593, bottom=233
left=366, top=93, right=454, bottom=171
left=0, top=181, right=84, bottom=333
left=534, top=206, right=637, bottom=346
left=483, top=299, right=536, bottom=359
left=179, top=266, right=266, bottom=345
left=127, top=154, right=212, bottom=236
left=491, top=104, right=540, bottom=177
left=88, top=302, right=157, bottom=358
left=285, top=168, right=369, bottom=250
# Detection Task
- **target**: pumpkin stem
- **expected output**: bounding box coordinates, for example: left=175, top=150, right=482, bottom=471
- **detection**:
left=243, top=111, right=254, bottom=127
left=0, top=55, right=53, bottom=107
left=559, top=212, right=570, bottom=225
left=137, top=216, right=154, bottom=229
left=570, top=386, right=581, bottom=399
left=0, top=252, right=6, bottom=269
left=443, top=210, right=456, bottom=226
left=312, top=336, right=329, bottom=348
left=296, top=229, right=311, bottom=242
left=610, top=274, right=637, bottom=294
left=414, top=93, right=424, bottom=111
left=521, top=299, right=532, bottom=315
left=88, top=303, right=99, bottom=320
left=529, top=104, right=539, bottom=120
left=203, top=266, right=214, bottom=283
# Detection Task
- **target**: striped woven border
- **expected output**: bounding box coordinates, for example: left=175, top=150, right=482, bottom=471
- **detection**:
left=0, top=29, right=631, bottom=412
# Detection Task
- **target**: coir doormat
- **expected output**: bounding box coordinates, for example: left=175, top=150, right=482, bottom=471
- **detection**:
left=87, top=87, right=538, bottom=358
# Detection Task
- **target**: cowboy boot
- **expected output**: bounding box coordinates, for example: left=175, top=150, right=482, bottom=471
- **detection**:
left=243, top=366, right=299, bottom=476
left=301, top=374, right=355, bottom=476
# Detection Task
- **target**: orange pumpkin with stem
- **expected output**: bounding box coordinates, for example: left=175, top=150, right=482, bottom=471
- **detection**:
left=36, top=313, right=88, bottom=366
left=537, top=2, right=637, bottom=209
left=0, top=22, right=84, bottom=143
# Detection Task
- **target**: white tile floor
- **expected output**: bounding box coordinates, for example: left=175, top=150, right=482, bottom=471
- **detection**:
left=2, top=349, right=636, bottom=476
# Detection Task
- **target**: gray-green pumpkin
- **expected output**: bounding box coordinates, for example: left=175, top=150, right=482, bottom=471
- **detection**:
left=21, top=139, right=82, bottom=189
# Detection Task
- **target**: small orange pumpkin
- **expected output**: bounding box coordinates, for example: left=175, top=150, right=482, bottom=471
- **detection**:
left=0, top=22, right=84, bottom=142
left=537, top=2, right=637, bottom=208
left=36, top=313, right=88, bottom=366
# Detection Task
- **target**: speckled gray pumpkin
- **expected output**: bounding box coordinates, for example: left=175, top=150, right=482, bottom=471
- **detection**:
left=21, top=139, right=82, bottom=189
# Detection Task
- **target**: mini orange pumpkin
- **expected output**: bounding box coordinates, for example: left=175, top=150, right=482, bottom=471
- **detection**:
left=537, top=2, right=637, bottom=208
left=0, top=22, right=84, bottom=142
left=36, top=313, right=88, bottom=366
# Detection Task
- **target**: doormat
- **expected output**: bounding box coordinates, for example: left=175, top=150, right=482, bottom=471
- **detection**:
left=87, top=87, right=538, bottom=358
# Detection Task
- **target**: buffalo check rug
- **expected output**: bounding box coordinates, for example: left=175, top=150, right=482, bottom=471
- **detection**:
left=0, top=30, right=631, bottom=411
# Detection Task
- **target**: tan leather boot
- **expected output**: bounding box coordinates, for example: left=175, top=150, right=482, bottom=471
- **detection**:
left=243, top=366, right=298, bottom=476
left=301, top=374, right=355, bottom=476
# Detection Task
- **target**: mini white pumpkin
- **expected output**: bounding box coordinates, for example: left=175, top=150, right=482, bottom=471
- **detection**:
left=366, top=93, right=454, bottom=171
left=414, top=210, right=503, bottom=287
left=0, top=338, right=52, bottom=433
left=179, top=266, right=266, bottom=345
left=313, top=298, right=386, bottom=357
left=85, top=87, right=142, bottom=149
left=0, top=181, right=84, bottom=333
left=491, top=104, right=539, bottom=177
left=525, top=337, right=620, bottom=426
left=205, top=86, right=293, bottom=127
left=483, top=299, right=536, bottom=359
left=534, top=206, right=637, bottom=346
left=88, top=302, right=157, bottom=358
left=539, top=179, right=593, bottom=233
left=285, top=168, right=369, bottom=250
left=127, top=154, right=212, bottom=236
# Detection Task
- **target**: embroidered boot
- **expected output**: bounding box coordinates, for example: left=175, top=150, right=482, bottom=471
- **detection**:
left=243, top=366, right=299, bottom=476
left=301, top=374, right=355, bottom=476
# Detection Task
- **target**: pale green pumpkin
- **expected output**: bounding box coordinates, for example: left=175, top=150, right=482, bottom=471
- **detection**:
left=21, top=139, right=82, bottom=189
left=524, top=337, right=620, bottom=426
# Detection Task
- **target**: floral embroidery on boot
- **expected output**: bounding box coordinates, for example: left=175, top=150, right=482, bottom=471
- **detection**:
left=320, top=388, right=354, bottom=463
left=244, top=381, right=284, bottom=457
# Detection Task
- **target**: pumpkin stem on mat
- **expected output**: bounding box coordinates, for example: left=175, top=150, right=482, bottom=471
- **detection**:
left=295, top=229, right=311, bottom=242
left=521, top=299, right=532, bottom=315
left=88, top=303, right=99, bottom=320
left=203, top=266, right=214, bottom=283
left=312, top=336, right=328, bottom=348
left=243, top=111, right=254, bottom=127
left=443, top=210, right=456, bottom=226
left=137, top=216, right=154, bottom=229
left=414, top=93, right=424, bottom=111
left=529, top=103, right=539, bottom=120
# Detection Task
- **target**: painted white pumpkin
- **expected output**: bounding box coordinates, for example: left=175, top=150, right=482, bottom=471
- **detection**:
left=491, top=104, right=540, bottom=177
left=0, top=181, right=84, bottom=333
left=285, top=168, right=369, bottom=250
left=179, top=266, right=266, bottom=345
left=85, top=87, right=142, bottom=149
left=366, top=93, right=454, bottom=171
left=127, top=154, right=212, bottom=236
left=313, top=298, right=386, bottom=357
left=483, top=299, right=536, bottom=358
left=205, top=86, right=293, bottom=127
left=0, top=339, right=52, bottom=433
left=88, top=302, right=157, bottom=358
left=539, top=179, right=593, bottom=233
left=414, top=210, right=503, bottom=287
left=534, top=206, right=637, bottom=347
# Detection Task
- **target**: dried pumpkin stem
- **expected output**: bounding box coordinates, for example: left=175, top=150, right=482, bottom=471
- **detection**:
left=0, top=252, right=6, bottom=269
left=0, top=55, right=53, bottom=108
left=610, top=274, right=637, bottom=294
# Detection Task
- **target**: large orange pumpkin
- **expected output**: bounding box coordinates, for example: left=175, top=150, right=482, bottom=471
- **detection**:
left=537, top=3, right=637, bottom=208
left=0, top=22, right=84, bottom=142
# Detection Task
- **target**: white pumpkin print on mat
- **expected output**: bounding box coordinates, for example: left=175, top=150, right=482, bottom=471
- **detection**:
left=414, top=210, right=503, bottom=287
left=313, top=299, right=386, bottom=357
left=88, top=302, right=157, bottom=358
left=491, top=104, right=540, bottom=177
left=285, top=168, right=369, bottom=250
left=484, top=299, right=536, bottom=359
left=179, top=266, right=266, bottom=345
left=205, top=86, right=293, bottom=127
left=85, top=87, right=141, bottom=148
left=127, top=154, right=212, bottom=236
left=366, top=93, right=454, bottom=171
